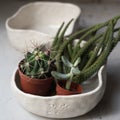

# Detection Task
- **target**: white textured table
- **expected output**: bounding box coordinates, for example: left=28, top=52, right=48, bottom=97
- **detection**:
left=0, top=1, right=120, bottom=120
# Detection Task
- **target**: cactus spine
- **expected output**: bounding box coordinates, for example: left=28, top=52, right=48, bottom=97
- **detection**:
left=20, top=47, right=55, bottom=79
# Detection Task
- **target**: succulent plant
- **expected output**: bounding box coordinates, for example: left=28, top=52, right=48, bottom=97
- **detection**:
left=20, top=47, right=55, bottom=79
left=51, top=15, right=120, bottom=84
left=51, top=56, right=81, bottom=90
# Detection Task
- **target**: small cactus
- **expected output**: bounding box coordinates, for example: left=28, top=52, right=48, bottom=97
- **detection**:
left=20, top=47, right=55, bottom=79
left=51, top=56, right=81, bottom=90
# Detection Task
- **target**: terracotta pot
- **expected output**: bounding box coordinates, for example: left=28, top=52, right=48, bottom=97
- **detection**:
left=56, top=80, right=82, bottom=95
left=18, top=69, right=54, bottom=96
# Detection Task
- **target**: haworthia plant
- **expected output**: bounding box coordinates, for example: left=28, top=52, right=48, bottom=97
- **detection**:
left=51, top=56, right=81, bottom=90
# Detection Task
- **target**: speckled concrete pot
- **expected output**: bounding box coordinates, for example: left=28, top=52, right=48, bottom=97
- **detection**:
left=6, top=2, right=81, bottom=52
left=11, top=66, right=106, bottom=118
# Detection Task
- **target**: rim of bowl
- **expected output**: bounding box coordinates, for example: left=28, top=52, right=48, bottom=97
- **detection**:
left=6, top=1, right=81, bottom=36
left=11, top=66, right=105, bottom=99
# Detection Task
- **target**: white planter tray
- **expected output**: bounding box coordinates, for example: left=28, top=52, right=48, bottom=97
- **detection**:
left=6, top=2, right=81, bottom=52
left=11, top=66, right=106, bottom=118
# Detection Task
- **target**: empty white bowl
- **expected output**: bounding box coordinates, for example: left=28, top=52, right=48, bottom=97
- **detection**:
left=6, top=2, right=81, bottom=52
left=11, top=66, right=106, bottom=118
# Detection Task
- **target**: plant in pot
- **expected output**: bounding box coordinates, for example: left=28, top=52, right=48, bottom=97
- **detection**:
left=18, top=16, right=120, bottom=96
left=50, top=16, right=120, bottom=95
left=52, top=56, right=82, bottom=95
left=18, top=47, right=56, bottom=96
left=12, top=15, right=120, bottom=118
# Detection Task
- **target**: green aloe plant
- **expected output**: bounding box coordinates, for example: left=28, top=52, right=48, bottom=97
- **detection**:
left=51, top=15, right=120, bottom=84
left=51, top=56, right=80, bottom=90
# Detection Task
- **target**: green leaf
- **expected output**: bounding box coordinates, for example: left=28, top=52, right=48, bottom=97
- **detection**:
left=71, top=67, right=80, bottom=75
left=61, top=56, right=73, bottom=67
left=73, top=57, right=81, bottom=67
left=51, top=71, right=70, bottom=80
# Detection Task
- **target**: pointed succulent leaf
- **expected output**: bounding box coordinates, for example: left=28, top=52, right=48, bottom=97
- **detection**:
left=51, top=71, right=70, bottom=80
left=61, top=56, right=73, bottom=68
left=71, top=67, right=80, bottom=75
left=73, top=57, right=81, bottom=67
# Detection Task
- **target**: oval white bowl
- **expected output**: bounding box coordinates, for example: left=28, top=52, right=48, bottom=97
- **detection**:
left=11, top=66, right=106, bottom=118
left=6, top=2, right=81, bottom=52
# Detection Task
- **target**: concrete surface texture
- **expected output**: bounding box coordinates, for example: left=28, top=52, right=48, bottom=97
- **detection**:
left=0, top=0, right=120, bottom=120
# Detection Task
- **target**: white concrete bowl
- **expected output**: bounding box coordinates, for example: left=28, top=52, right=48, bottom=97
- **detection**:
left=6, top=2, right=81, bottom=52
left=11, top=66, right=106, bottom=118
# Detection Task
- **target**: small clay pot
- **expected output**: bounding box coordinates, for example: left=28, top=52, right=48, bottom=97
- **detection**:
left=56, top=80, right=82, bottom=95
left=18, top=69, right=54, bottom=96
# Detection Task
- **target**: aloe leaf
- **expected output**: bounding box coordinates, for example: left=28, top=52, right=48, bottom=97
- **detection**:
left=71, top=67, right=80, bottom=75
left=73, top=57, right=81, bottom=67
left=51, top=22, right=65, bottom=49
left=61, top=56, right=73, bottom=67
left=51, top=71, right=70, bottom=80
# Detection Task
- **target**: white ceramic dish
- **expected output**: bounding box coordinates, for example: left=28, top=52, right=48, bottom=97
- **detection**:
left=6, top=2, right=81, bottom=52
left=11, top=66, right=106, bottom=118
